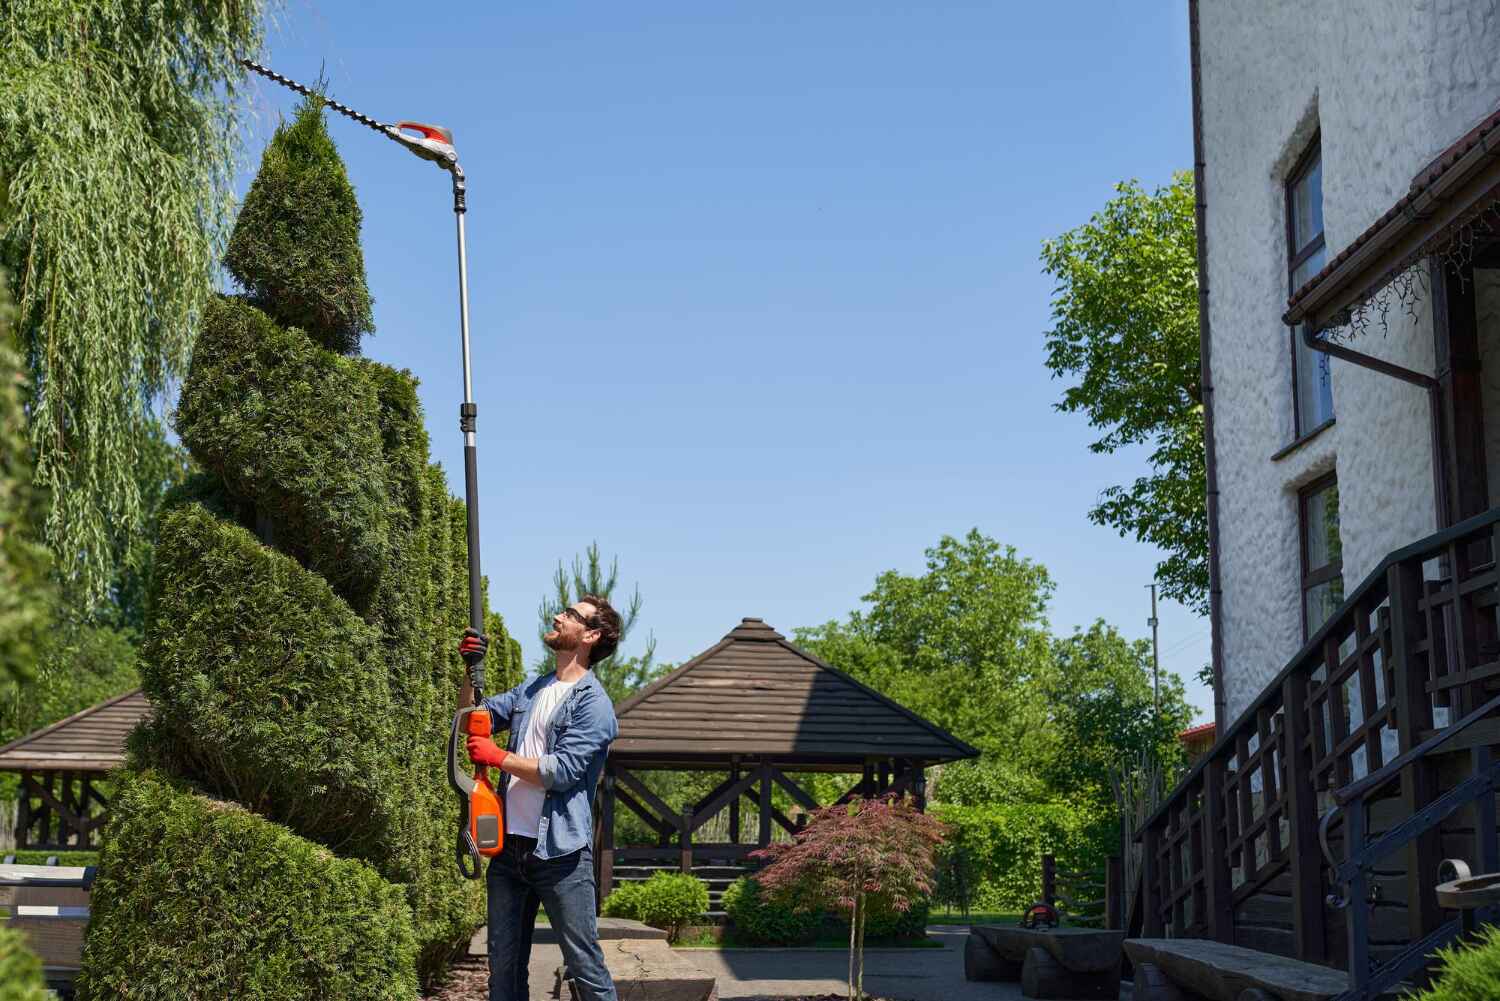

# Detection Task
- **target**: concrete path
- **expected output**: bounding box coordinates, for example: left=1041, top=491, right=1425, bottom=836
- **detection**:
left=465, top=924, right=1034, bottom=1000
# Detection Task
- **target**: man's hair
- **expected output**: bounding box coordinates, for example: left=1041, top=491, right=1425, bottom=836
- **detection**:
left=579, top=594, right=622, bottom=667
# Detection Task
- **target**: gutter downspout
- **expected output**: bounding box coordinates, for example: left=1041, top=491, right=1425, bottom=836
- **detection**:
left=1189, top=0, right=1229, bottom=730
left=1299, top=327, right=1449, bottom=530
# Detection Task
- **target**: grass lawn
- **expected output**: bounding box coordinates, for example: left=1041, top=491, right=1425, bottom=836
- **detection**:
left=928, top=910, right=1021, bottom=926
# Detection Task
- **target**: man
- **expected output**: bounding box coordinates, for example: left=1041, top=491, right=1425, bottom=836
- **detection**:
left=460, top=595, right=622, bottom=1001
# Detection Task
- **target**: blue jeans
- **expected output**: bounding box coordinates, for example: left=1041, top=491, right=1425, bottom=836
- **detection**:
left=486, top=835, right=617, bottom=1001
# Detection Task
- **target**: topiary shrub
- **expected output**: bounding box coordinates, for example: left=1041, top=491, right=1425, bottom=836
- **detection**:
left=77, top=770, right=418, bottom=1000
left=1408, top=925, right=1500, bottom=1001
left=0, top=926, right=47, bottom=1001
left=633, top=872, right=710, bottom=943
left=82, top=97, right=525, bottom=994
left=722, top=876, right=821, bottom=946
left=224, top=96, right=374, bottom=354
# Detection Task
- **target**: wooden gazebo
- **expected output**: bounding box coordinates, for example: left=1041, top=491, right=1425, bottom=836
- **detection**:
left=599, top=618, right=977, bottom=905
left=0, top=690, right=150, bottom=851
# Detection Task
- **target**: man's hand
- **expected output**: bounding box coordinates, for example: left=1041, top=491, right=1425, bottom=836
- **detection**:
left=467, top=736, right=508, bottom=769
left=459, top=628, right=488, bottom=667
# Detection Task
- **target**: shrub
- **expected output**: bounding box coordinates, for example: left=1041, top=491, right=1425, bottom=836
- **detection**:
left=600, top=881, right=647, bottom=920
left=857, top=896, right=931, bottom=940
left=723, top=876, right=821, bottom=945
left=0, top=927, right=47, bottom=1001
left=1410, top=925, right=1500, bottom=1001
left=224, top=97, right=374, bottom=354
left=633, top=872, right=710, bottom=942
left=931, top=799, right=1115, bottom=911
left=76, top=770, right=418, bottom=1000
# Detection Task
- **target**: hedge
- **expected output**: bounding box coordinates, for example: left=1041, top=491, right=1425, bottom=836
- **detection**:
left=223, top=97, right=374, bottom=354
left=931, top=800, right=1116, bottom=912
left=0, top=926, right=47, bottom=1001
left=76, top=770, right=418, bottom=1001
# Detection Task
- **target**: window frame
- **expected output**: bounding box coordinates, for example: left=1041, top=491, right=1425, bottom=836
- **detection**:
left=1286, top=133, right=1331, bottom=440
left=1298, top=471, right=1343, bottom=639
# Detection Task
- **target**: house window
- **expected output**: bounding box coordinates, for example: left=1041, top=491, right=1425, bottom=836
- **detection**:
left=1288, top=136, right=1333, bottom=436
left=1300, top=474, right=1344, bottom=636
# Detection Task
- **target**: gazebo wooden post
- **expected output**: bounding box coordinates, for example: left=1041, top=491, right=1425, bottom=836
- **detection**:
left=913, top=761, right=927, bottom=811
left=16, top=771, right=32, bottom=850
left=680, top=808, right=694, bottom=874
left=599, top=771, right=615, bottom=905
left=758, top=760, right=772, bottom=847
left=729, top=760, right=740, bottom=844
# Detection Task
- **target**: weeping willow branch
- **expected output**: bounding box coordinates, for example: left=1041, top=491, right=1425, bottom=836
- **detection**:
left=0, top=0, right=268, bottom=609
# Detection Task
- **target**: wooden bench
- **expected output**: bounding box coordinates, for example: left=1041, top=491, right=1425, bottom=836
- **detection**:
left=1, top=864, right=94, bottom=999
left=1124, top=939, right=1352, bottom=1001
left=965, top=924, right=1124, bottom=999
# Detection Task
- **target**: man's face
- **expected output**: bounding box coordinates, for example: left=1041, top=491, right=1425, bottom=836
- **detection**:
left=543, top=600, right=600, bottom=653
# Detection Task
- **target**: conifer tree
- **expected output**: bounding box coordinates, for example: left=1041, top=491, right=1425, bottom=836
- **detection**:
left=78, top=99, right=504, bottom=998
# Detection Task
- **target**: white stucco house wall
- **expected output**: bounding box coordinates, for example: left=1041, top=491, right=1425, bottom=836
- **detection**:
left=1196, top=1, right=1500, bottom=721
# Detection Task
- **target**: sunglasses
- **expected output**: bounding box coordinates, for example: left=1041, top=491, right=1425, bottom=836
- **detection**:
left=561, top=607, right=596, bottom=627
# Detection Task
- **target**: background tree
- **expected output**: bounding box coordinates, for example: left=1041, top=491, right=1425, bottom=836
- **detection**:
left=796, top=529, right=1059, bottom=803
left=536, top=542, right=665, bottom=701
left=1040, top=172, right=1206, bottom=614
left=0, top=0, right=265, bottom=609
left=1042, top=620, right=1191, bottom=806
left=0, top=277, right=50, bottom=685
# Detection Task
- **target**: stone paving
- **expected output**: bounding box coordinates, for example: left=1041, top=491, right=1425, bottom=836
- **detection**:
left=433, top=925, right=1042, bottom=1001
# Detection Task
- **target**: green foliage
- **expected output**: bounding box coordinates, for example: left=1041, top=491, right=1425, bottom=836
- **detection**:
left=175, top=296, right=393, bottom=611
left=536, top=541, right=665, bottom=701
left=0, top=618, right=139, bottom=769
left=931, top=801, right=1117, bottom=911
left=137, top=501, right=401, bottom=853
left=0, top=0, right=265, bottom=609
left=1041, top=172, right=1206, bottom=613
left=3, top=850, right=98, bottom=867
left=0, top=926, right=47, bottom=1001
left=76, top=770, right=419, bottom=1001
left=1041, top=620, right=1191, bottom=805
left=0, top=278, right=50, bottom=683
left=1409, top=925, right=1500, bottom=1001
left=109, top=110, right=488, bottom=989
left=224, top=97, right=374, bottom=355
left=722, top=877, right=822, bottom=946
left=795, top=529, right=1062, bottom=800
left=635, top=873, right=711, bottom=942
left=485, top=610, right=526, bottom=695
left=600, top=880, right=646, bottom=920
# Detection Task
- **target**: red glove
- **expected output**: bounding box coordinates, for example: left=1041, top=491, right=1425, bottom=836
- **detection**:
left=467, top=736, right=508, bottom=770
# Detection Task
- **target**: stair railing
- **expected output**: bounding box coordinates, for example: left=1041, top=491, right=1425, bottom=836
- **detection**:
left=1319, top=690, right=1500, bottom=1001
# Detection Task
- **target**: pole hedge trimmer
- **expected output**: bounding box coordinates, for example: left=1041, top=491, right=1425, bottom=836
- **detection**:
left=238, top=58, right=502, bottom=879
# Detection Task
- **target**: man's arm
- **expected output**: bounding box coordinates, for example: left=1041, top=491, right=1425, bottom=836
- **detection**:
left=533, top=695, right=617, bottom=792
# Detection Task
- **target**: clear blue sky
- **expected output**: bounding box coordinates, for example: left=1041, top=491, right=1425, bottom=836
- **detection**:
left=236, top=2, right=1212, bottom=720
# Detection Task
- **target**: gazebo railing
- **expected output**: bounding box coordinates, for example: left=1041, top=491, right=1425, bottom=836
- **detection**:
left=1138, top=506, right=1500, bottom=969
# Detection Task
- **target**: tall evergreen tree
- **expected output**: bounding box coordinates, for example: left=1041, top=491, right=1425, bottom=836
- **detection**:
left=536, top=542, right=664, bottom=701
left=0, top=0, right=265, bottom=609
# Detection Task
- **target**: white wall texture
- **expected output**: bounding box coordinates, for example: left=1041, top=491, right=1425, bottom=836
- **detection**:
left=1199, top=0, right=1500, bottom=721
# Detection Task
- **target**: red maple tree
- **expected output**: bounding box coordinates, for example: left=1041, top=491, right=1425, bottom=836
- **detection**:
left=751, top=795, right=947, bottom=1001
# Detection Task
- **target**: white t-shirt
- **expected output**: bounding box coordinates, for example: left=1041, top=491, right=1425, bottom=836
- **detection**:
left=506, top=675, right=579, bottom=838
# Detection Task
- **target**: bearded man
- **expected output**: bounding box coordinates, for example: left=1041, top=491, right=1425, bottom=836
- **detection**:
left=459, top=595, right=622, bottom=1001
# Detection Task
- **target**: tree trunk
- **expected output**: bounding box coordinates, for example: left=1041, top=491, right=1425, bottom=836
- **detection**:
left=856, top=890, right=867, bottom=1000
left=847, top=891, right=858, bottom=1001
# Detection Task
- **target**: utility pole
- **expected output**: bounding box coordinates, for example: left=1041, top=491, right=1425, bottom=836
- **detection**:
left=1147, top=584, right=1160, bottom=721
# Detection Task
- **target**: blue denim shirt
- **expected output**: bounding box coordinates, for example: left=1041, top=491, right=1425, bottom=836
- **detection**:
left=482, top=668, right=618, bottom=860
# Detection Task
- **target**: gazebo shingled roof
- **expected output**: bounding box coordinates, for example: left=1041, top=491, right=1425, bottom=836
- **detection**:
left=0, top=689, right=149, bottom=772
left=612, top=617, right=978, bottom=767
left=0, top=688, right=151, bottom=851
